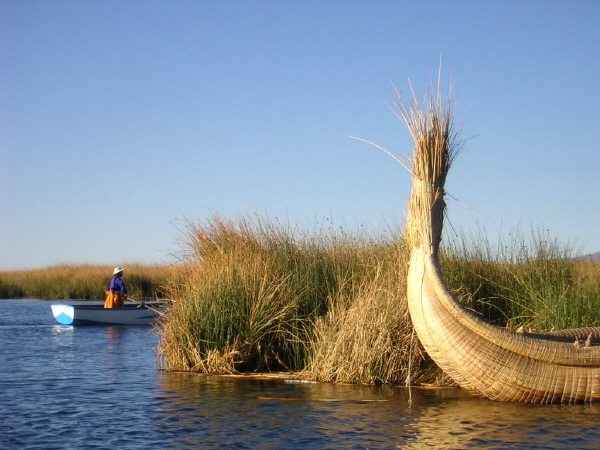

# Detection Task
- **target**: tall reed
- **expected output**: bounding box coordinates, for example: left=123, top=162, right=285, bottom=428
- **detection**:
left=159, top=215, right=326, bottom=373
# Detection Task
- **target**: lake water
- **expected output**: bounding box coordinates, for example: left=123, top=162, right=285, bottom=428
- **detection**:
left=2, top=299, right=600, bottom=449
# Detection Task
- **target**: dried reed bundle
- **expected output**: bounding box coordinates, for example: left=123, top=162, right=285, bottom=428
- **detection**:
left=391, top=75, right=463, bottom=254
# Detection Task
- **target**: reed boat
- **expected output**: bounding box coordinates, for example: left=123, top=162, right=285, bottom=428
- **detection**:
left=51, top=302, right=163, bottom=326
left=398, top=81, right=600, bottom=403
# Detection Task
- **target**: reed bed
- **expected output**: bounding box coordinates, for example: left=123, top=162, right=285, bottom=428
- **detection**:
left=157, top=214, right=435, bottom=384
left=158, top=214, right=600, bottom=386
left=159, top=215, right=325, bottom=374
left=0, top=263, right=173, bottom=300
left=3, top=219, right=598, bottom=386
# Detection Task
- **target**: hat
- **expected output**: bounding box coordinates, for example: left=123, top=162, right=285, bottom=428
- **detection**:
left=113, top=267, right=124, bottom=275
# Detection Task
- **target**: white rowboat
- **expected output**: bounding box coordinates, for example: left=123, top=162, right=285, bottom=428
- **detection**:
left=51, top=303, right=162, bottom=326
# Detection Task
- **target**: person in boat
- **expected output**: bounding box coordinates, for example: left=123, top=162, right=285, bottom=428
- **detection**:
left=104, top=267, right=128, bottom=308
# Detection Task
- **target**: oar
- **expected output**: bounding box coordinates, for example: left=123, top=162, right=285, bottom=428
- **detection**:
left=127, top=297, right=164, bottom=316
left=125, top=296, right=146, bottom=307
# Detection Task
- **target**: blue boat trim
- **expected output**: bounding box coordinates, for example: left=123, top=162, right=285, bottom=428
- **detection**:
left=54, top=312, right=75, bottom=325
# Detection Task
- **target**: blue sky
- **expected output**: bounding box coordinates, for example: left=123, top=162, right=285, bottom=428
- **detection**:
left=1, top=0, right=599, bottom=270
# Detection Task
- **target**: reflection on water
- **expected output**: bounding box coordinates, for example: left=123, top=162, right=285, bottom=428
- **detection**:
left=404, top=390, right=600, bottom=449
left=2, top=299, right=600, bottom=450
left=156, top=373, right=416, bottom=449
left=156, top=373, right=600, bottom=449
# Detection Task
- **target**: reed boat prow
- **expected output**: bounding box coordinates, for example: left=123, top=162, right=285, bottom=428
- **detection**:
left=407, top=247, right=600, bottom=403
left=398, top=78, right=600, bottom=403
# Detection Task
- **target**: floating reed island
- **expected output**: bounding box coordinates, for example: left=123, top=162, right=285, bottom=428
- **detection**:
left=399, top=77, right=600, bottom=403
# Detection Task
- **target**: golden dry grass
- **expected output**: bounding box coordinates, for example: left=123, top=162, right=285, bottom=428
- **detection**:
left=0, top=263, right=173, bottom=299
left=155, top=214, right=437, bottom=384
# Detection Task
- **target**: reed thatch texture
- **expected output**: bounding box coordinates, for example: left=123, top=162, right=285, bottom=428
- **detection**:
left=400, top=76, right=600, bottom=403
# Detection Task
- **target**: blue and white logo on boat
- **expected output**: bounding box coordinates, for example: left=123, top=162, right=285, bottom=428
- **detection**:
left=51, top=304, right=75, bottom=325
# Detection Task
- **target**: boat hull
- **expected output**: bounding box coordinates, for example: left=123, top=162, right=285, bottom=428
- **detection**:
left=51, top=303, right=161, bottom=326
